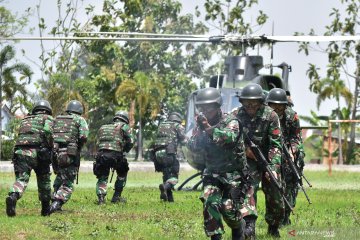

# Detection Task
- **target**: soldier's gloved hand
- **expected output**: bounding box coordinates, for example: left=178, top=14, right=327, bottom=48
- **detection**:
left=265, top=171, right=278, bottom=182
left=246, top=147, right=256, bottom=160
left=196, top=114, right=210, bottom=130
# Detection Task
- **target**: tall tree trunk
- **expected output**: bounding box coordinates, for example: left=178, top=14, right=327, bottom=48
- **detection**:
left=346, top=54, right=360, bottom=162
left=137, top=119, right=143, bottom=161
left=129, top=100, right=136, bottom=128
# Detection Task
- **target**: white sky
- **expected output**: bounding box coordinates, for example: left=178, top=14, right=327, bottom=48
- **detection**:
left=2, top=0, right=355, bottom=121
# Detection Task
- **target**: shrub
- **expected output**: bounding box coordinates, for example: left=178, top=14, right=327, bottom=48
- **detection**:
left=1, top=139, right=15, bottom=161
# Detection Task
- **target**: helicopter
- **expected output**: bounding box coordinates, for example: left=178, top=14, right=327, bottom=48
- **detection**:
left=2, top=33, right=359, bottom=189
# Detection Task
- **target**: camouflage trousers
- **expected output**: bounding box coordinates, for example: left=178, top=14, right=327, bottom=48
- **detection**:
left=200, top=171, right=245, bottom=237
left=93, top=150, right=129, bottom=196
left=240, top=160, right=285, bottom=226
left=161, top=159, right=180, bottom=189
left=9, top=151, right=51, bottom=202
left=284, top=173, right=299, bottom=218
left=52, top=157, right=78, bottom=203
left=154, top=149, right=180, bottom=188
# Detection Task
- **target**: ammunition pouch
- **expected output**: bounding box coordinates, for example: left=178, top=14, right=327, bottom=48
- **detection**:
left=38, top=147, right=52, bottom=164
left=165, top=142, right=176, bottom=155
left=67, top=142, right=78, bottom=156
left=57, top=148, right=71, bottom=168
left=154, top=149, right=174, bottom=168
left=230, top=185, right=246, bottom=207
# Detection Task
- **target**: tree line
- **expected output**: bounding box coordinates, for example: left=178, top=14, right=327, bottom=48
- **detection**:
left=1, top=0, right=359, bottom=163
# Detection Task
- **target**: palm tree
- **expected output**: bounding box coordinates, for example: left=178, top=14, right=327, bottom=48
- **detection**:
left=0, top=45, right=32, bottom=159
left=314, top=78, right=352, bottom=164
left=300, top=111, right=330, bottom=163
left=115, top=71, right=165, bottom=160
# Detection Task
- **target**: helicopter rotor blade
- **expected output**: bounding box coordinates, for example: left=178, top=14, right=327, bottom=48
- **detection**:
left=1, top=34, right=359, bottom=43
left=0, top=36, right=211, bottom=42
left=76, top=31, right=209, bottom=38
left=265, top=35, right=360, bottom=42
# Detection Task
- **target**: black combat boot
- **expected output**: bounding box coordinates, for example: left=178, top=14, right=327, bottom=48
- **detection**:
left=97, top=194, right=106, bottom=205
left=159, top=183, right=168, bottom=201
left=268, top=225, right=280, bottom=238
left=243, top=216, right=256, bottom=239
left=41, top=201, right=50, bottom=216
left=211, top=234, right=222, bottom=240
left=166, top=188, right=174, bottom=202
left=232, top=228, right=244, bottom=240
left=111, top=190, right=126, bottom=203
left=49, top=200, right=63, bottom=215
left=6, top=192, right=19, bottom=217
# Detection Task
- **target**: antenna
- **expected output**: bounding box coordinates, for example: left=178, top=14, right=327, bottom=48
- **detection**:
left=270, top=21, right=274, bottom=75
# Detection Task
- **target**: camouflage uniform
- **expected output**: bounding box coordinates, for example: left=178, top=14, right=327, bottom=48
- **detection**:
left=187, top=112, right=248, bottom=238
left=93, top=120, right=134, bottom=204
left=7, top=108, right=54, bottom=217
left=51, top=112, right=88, bottom=205
left=234, top=105, right=285, bottom=230
left=153, top=117, right=186, bottom=202
left=280, top=106, right=305, bottom=224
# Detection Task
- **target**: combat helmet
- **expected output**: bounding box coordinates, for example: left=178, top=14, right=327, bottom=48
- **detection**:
left=266, top=88, right=288, bottom=104
left=195, top=87, right=222, bottom=106
left=32, top=100, right=52, bottom=115
left=239, top=83, right=264, bottom=101
left=168, top=112, right=183, bottom=123
left=66, top=100, right=83, bottom=115
left=113, top=110, right=129, bottom=124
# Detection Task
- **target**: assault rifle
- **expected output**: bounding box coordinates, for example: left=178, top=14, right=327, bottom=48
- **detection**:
left=244, top=132, right=293, bottom=211
left=282, top=144, right=312, bottom=204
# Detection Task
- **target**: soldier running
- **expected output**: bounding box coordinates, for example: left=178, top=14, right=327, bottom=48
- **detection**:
left=234, top=83, right=285, bottom=238
left=266, top=88, right=305, bottom=226
left=93, top=111, right=134, bottom=204
left=6, top=100, right=54, bottom=217
left=49, top=100, right=89, bottom=214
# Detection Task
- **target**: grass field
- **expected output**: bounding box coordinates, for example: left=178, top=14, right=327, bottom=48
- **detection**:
left=0, top=170, right=359, bottom=239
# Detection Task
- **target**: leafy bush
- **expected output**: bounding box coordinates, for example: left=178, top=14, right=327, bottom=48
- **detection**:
left=1, top=139, right=15, bottom=161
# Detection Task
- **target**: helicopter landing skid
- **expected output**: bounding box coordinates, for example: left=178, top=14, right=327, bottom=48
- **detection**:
left=177, top=171, right=203, bottom=191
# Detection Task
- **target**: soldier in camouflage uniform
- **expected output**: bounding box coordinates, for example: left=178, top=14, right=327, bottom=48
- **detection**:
left=266, top=88, right=305, bottom=226
left=93, top=111, right=134, bottom=205
left=187, top=88, right=248, bottom=240
left=234, top=83, right=285, bottom=238
left=49, top=100, right=89, bottom=214
left=152, top=112, right=186, bottom=202
left=6, top=100, right=54, bottom=217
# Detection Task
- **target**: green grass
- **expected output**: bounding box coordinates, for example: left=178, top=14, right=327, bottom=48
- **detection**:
left=0, top=170, right=359, bottom=239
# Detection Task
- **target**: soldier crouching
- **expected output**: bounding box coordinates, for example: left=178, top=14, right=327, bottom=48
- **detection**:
left=187, top=88, right=249, bottom=240
left=152, top=112, right=186, bottom=202
left=93, top=111, right=134, bottom=204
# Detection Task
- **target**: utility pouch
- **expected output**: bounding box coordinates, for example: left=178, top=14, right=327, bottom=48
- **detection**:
left=67, top=143, right=78, bottom=156
left=38, top=147, right=51, bottom=163
left=57, top=148, right=71, bottom=167
left=166, top=142, right=176, bottom=154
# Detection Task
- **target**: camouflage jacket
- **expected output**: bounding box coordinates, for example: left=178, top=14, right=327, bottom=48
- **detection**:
left=187, top=112, right=247, bottom=174
left=154, top=120, right=186, bottom=149
left=15, top=113, right=54, bottom=157
left=97, top=122, right=134, bottom=153
left=53, top=112, right=89, bottom=148
left=234, top=105, right=282, bottom=169
left=280, top=106, right=305, bottom=160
